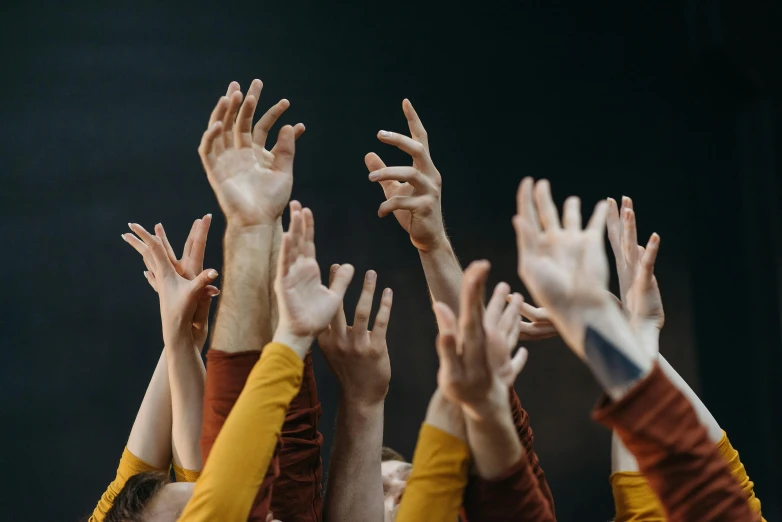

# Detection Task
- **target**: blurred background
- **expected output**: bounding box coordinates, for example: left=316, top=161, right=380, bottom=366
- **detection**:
left=1, top=0, right=780, bottom=519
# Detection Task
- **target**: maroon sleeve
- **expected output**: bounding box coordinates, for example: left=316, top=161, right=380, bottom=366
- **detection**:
left=461, top=388, right=556, bottom=522
left=201, top=349, right=279, bottom=522
left=270, top=352, right=323, bottom=522
left=592, top=364, right=759, bottom=522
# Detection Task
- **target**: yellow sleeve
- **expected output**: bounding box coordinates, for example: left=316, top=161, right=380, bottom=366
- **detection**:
left=179, top=342, right=303, bottom=522
left=716, top=431, right=765, bottom=520
left=395, top=423, right=470, bottom=522
left=173, top=462, right=201, bottom=483
left=611, top=431, right=766, bottom=522
left=89, top=447, right=166, bottom=522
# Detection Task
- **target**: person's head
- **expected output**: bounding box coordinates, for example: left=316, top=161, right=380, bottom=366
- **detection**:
left=104, top=471, right=195, bottom=522
left=381, top=446, right=412, bottom=522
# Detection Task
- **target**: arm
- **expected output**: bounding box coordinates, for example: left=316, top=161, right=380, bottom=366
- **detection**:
left=319, top=268, right=394, bottom=522
left=90, top=351, right=173, bottom=522
left=514, top=177, right=757, bottom=522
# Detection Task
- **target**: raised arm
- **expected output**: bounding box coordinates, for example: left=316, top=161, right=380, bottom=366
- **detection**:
left=605, top=196, right=765, bottom=520
left=180, top=202, right=354, bottom=521
left=514, top=178, right=757, bottom=522
left=319, top=267, right=393, bottom=522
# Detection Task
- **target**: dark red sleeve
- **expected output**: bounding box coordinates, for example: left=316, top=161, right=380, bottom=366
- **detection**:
left=592, top=364, right=759, bottom=522
left=461, top=388, right=556, bottom=522
left=200, top=349, right=279, bottom=522
left=270, top=352, right=323, bottom=522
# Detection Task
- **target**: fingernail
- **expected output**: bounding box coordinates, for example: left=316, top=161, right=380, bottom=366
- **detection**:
left=384, top=288, right=393, bottom=298
left=378, top=130, right=390, bottom=137
left=143, top=271, right=149, bottom=278
left=208, top=270, right=218, bottom=278
left=366, top=270, right=377, bottom=282
left=121, top=234, right=126, bottom=241
left=206, top=213, right=212, bottom=218
left=368, top=172, right=379, bottom=181
left=128, top=223, right=133, bottom=230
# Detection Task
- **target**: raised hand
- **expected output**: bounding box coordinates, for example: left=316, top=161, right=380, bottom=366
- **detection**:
left=123, top=217, right=219, bottom=351
left=366, top=99, right=445, bottom=251
left=318, top=267, right=393, bottom=407
left=273, top=201, right=355, bottom=356
left=513, top=178, right=611, bottom=353
left=198, top=80, right=305, bottom=228
left=125, top=223, right=219, bottom=349
left=516, top=297, right=559, bottom=341
left=433, top=261, right=526, bottom=420
left=606, top=197, right=663, bottom=333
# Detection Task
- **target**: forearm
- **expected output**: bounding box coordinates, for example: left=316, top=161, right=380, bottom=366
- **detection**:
left=324, top=399, right=385, bottom=522
left=167, top=343, right=206, bottom=471
left=127, top=349, right=173, bottom=469
left=463, top=389, right=522, bottom=480
left=269, top=219, right=282, bottom=332
left=210, top=224, right=275, bottom=354
left=418, top=241, right=463, bottom=313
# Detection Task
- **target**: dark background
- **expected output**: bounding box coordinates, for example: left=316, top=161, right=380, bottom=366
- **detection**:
left=2, top=1, right=781, bottom=520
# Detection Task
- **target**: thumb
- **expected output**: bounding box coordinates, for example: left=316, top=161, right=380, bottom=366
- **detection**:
left=192, top=293, right=214, bottom=332
left=272, top=125, right=296, bottom=175
left=509, top=347, right=529, bottom=380
left=190, top=269, right=219, bottom=296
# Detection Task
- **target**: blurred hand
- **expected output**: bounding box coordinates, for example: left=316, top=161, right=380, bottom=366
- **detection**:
left=273, top=201, right=355, bottom=356
left=434, top=261, right=527, bottom=420
left=515, top=297, right=559, bottom=341
left=513, top=177, right=611, bottom=356
left=484, top=284, right=530, bottom=387
left=606, top=197, right=664, bottom=333
left=198, top=80, right=305, bottom=228
left=125, top=223, right=219, bottom=349
left=318, top=267, right=393, bottom=407
left=366, top=99, right=445, bottom=252
left=122, top=216, right=219, bottom=351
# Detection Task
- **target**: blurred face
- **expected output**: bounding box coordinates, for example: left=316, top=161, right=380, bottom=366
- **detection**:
left=143, top=481, right=195, bottom=521
left=382, top=460, right=412, bottom=522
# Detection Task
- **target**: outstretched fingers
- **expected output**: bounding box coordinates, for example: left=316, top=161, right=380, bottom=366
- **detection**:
left=129, top=223, right=175, bottom=278
left=353, top=270, right=377, bottom=332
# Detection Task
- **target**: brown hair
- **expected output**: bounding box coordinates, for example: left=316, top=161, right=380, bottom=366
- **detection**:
left=104, top=471, right=169, bottom=522
left=381, top=446, right=406, bottom=463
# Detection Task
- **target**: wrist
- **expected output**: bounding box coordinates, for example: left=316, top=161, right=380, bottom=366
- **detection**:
left=461, top=381, right=511, bottom=422
left=338, top=394, right=385, bottom=419
left=415, top=233, right=452, bottom=254
left=272, top=327, right=313, bottom=359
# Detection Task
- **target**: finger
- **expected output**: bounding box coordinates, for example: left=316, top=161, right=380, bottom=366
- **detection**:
left=278, top=233, right=293, bottom=277
left=368, top=166, right=433, bottom=193
left=198, top=121, right=224, bottom=172
left=271, top=122, right=306, bottom=155
left=328, top=264, right=348, bottom=332
left=192, top=292, right=214, bottom=335
left=143, top=270, right=159, bottom=292
left=189, top=268, right=219, bottom=297
left=302, top=207, right=315, bottom=258
left=235, top=79, right=262, bottom=148
left=516, top=177, right=540, bottom=231
left=288, top=208, right=303, bottom=262
left=271, top=125, right=296, bottom=175
left=122, top=232, right=154, bottom=267
left=513, top=214, right=540, bottom=262
left=509, top=347, right=529, bottom=379
left=371, top=287, right=393, bottom=341
left=208, top=95, right=229, bottom=127
left=224, top=81, right=240, bottom=97
left=222, top=90, right=243, bottom=149
left=485, top=282, right=511, bottom=326
left=432, top=301, right=457, bottom=336
left=621, top=206, right=639, bottom=266
left=154, top=223, right=179, bottom=268
left=459, top=260, right=490, bottom=360
left=518, top=322, right=559, bottom=341
left=353, top=270, right=377, bottom=332
left=606, top=197, right=623, bottom=264
left=378, top=195, right=432, bottom=218
left=365, top=152, right=398, bottom=192
left=377, top=131, right=434, bottom=172
left=329, top=264, right=355, bottom=300
left=402, top=98, right=429, bottom=152
left=638, top=233, right=660, bottom=285
left=533, top=179, right=561, bottom=231
left=189, top=214, right=211, bottom=271
left=130, top=223, right=175, bottom=278
left=622, top=195, right=634, bottom=212
left=253, top=98, right=291, bottom=149
left=562, top=196, right=582, bottom=231
left=182, top=219, right=200, bottom=260
left=499, top=293, right=524, bottom=335
left=517, top=300, right=550, bottom=322
left=586, top=200, right=609, bottom=232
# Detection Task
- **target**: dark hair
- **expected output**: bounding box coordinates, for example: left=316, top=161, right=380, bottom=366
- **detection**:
left=104, top=471, right=169, bottom=522
left=381, top=446, right=406, bottom=463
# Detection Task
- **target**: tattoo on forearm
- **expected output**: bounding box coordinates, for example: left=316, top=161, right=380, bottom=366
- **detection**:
left=584, top=326, right=643, bottom=398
